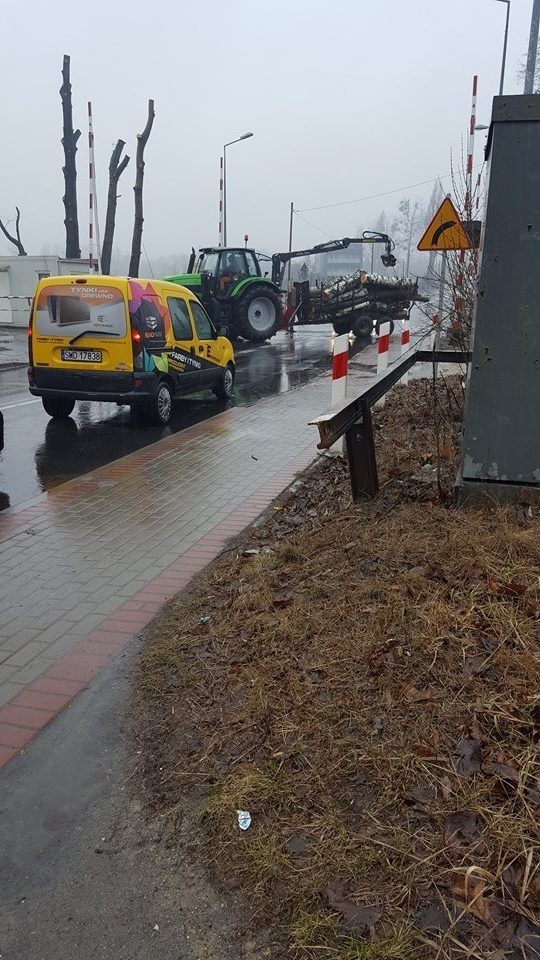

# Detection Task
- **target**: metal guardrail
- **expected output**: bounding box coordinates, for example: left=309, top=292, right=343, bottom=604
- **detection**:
left=310, top=347, right=471, bottom=499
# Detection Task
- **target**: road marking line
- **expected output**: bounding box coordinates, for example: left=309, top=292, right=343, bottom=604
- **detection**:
left=2, top=399, right=41, bottom=410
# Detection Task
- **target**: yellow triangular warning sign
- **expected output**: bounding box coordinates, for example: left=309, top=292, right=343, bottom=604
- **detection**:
left=417, top=197, right=471, bottom=252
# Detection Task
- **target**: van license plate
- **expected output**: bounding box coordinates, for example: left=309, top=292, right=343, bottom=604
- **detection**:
left=61, top=349, right=102, bottom=363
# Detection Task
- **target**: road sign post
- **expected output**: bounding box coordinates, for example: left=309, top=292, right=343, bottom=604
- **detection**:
left=433, top=249, right=447, bottom=378
left=417, top=195, right=470, bottom=372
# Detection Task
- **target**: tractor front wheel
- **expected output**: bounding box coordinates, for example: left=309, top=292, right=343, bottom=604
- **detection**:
left=237, top=286, right=282, bottom=342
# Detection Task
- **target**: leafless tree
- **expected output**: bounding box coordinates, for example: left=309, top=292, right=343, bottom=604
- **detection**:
left=101, top=141, right=130, bottom=275
left=60, top=55, right=81, bottom=258
left=392, top=198, right=425, bottom=276
left=416, top=152, right=485, bottom=350
left=0, top=207, right=27, bottom=255
left=128, top=100, right=155, bottom=278
left=517, top=41, right=540, bottom=92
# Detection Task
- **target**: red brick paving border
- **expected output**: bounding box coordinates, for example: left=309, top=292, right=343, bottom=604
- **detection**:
left=0, top=446, right=315, bottom=769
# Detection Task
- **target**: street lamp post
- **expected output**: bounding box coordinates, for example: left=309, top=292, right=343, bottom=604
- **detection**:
left=495, top=0, right=511, bottom=95
left=222, top=132, right=253, bottom=247
left=525, top=0, right=540, bottom=93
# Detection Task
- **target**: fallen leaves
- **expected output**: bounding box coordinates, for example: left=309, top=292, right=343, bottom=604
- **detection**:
left=322, top=881, right=382, bottom=936
left=487, top=577, right=528, bottom=598
left=443, top=811, right=479, bottom=847
left=453, top=738, right=483, bottom=776
left=272, top=593, right=293, bottom=609
left=483, top=760, right=520, bottom=785
left=405, top=786, right=437, bottom=806
left=405, top=685, right=435, bottom=704
left=284, top=832, right=311, bottom=858
left=449, top=872, right=503, bottom=926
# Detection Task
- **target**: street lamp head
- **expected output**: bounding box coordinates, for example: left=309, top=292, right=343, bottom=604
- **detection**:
left=240, top=132, right=254, bottom=140
left=475, top=124, right=489, bottom=131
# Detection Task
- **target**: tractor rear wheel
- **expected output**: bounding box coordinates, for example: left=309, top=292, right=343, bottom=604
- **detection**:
left=237, top=285, right=282, bottom=342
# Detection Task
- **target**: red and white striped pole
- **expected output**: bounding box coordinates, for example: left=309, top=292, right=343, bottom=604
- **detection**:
left=330, top=333, right=349, bottom=454
left=465, top=75, right=477, bottom=219
left=218, top=156, right=224, bottom=247
left=88, top=102, right=101, bottom=273
left=376, top=321, right=391, bottom=406
left=400, top=316, right=410, bottom=384
left=453, top=76, right=477, bottom=333
left=331, top=333, right=349, bottom=406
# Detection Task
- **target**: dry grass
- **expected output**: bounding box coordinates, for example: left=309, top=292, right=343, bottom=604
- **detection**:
left=135, top=377, right=540, bottom=959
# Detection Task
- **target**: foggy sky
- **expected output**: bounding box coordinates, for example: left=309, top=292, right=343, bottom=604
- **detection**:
left=0, top=0, right=535, bottom=267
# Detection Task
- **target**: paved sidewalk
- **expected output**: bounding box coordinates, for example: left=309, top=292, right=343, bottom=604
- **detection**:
left=0, top=358, right=382, bottom=767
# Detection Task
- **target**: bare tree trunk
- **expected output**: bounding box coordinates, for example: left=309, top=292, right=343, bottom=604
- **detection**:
left=0, top=207, right=27, bottom=255
left=101, top=140, right=130, bottom=275
left=60, top=54, right=81, bottom=259
left=129, top=99, right=155, bottom=278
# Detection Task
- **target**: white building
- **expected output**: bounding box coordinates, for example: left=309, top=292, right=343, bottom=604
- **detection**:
left=0, top=256, right=92, bottom=327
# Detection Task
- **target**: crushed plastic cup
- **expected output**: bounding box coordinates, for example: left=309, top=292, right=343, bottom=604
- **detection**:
left=236, top=809, right=251, bottom=830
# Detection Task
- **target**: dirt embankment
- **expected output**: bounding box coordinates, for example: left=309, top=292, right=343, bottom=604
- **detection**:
left=136, top=378, right=539, bottom=960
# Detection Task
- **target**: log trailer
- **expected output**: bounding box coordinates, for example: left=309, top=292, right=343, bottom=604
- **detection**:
left=165, top=232, right=424, bottom=341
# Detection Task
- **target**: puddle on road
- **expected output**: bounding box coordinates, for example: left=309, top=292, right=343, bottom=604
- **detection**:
left=0, top=328, right=376, bottom=511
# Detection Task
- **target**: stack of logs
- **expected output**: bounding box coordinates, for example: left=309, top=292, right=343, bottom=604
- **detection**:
left=296, top=271, right=426, bottom=336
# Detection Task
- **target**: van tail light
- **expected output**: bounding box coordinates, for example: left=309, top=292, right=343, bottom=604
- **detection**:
left=131, top=327, right=144, bottom=370
left=28, top=313, right=33, bottom=365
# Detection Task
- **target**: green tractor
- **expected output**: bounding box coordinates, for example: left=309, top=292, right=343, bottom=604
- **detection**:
left=165, top=247, right=283, bottom=342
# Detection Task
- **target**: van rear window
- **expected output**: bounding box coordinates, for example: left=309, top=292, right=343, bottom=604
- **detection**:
left=35, top=284, right=126, bottom=338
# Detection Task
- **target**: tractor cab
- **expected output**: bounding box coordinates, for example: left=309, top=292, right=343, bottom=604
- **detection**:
left=193, top=248, right=263, bottom=298
left=166, top=247, right=282, bottom=342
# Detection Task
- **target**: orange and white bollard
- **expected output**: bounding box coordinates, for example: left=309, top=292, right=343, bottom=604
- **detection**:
left=400, top=317, right=410, bottom=385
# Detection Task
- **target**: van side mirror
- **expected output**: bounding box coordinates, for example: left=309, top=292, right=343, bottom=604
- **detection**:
left=217, top=324, right=229, bottom=338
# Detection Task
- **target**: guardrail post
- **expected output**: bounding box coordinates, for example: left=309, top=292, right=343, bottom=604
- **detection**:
left=344, top=401, right=378, bottom=499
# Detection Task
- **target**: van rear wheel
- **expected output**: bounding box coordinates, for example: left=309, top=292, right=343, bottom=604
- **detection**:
left=42, top=397, right=75, bottom=419
left=212, top=363, right=235, bottom=400
left=144, top=381, right=173, bottom=425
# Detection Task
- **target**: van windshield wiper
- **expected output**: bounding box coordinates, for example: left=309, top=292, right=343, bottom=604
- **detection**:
left=69, top=330, right=121, bottom=345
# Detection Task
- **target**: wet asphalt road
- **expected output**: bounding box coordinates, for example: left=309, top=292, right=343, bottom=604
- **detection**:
left=0, top=327, right=371, bottom=512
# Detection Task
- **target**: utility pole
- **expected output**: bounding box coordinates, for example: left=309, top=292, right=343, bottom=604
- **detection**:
left=524, top=0, right=540, bottom=93
left=497, top=0, right=510, bottom=96
left=287, top=201, right=294, bottom=292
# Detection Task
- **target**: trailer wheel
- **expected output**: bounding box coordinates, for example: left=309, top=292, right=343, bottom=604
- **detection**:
left=237, top=285, right=282, bottom=342
left=374, top=319, right=395, bottom=336
left=352, top=316, right=373, bottom=338
left=332, top=318, right=351, bottom=336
